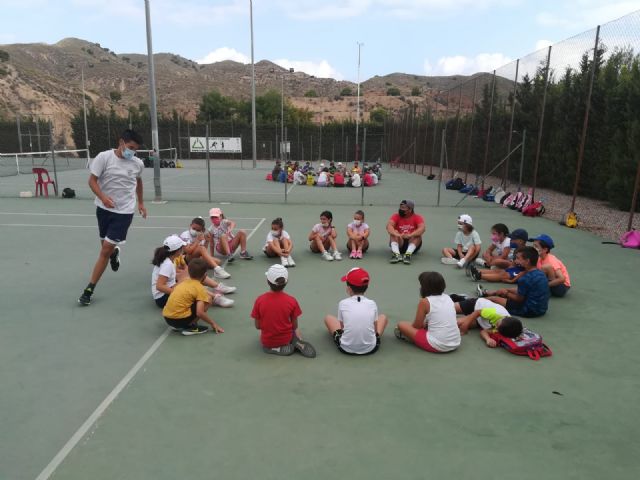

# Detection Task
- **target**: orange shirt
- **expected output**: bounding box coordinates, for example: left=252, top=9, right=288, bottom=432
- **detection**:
left=538, top=254, right=571, bottom=287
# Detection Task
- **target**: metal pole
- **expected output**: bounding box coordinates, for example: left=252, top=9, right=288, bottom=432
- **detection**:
left=361, top=129, right=367, bottom=207
left=532, top=46, right=552, bottom=201
left=481, top=72, right=496, bottom=189
left=628, top=154, right=640, bottom=231
left=437, top=129, right=446, bottom=206
left=250, top=0, right=257, bottom=168
left=177, top=115, right=182, bottom=161
left=452, top=87, right=463, bottom=175
left=49, top=121, right=59, bottom=196
left=319, top=124, right=322, bottom=160
left=518, top=129, right=526, bottom=191
left=355, top=42, right=363, bottom=162
left=504, top=59, right=520, bottom=187
left=362, top=127, right=367, bottom=164
left=81, top=67, right=90, bottom=163
left=464, top=78, right=479, bottom=184
left=571, top=26, right=600, bottom=212
left=144, top=0, right=162, bottom=201
left=36, top=120, right=42, bottom=152
left=206, top=124, right=211, bottom=202
left=281, top=75, right=284, bottom=161
left=17, top=114, right=23, bottom=153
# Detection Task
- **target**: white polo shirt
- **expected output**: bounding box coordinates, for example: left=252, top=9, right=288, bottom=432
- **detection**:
left=90, top=149, right=144, bottom=215
left=151, top=258, right=177, bottom=300
left=337, top=295, right=378, bottom=354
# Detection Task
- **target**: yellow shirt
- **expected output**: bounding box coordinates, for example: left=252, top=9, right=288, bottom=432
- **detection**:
left=174, top=255, right=187, bottom=268
left=162, top=278, right=210, bottom=319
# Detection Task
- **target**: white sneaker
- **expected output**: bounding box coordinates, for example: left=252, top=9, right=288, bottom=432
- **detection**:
left=332, top=250, right=342, bottom=261
left=322, top=251, right=334, bottom=261
left=213, top=294, right=234, bottom=308
left=213, top=266, right=231, bottom=279
left=287, top=255, right=296, bottom=267
left=441, top=257, right=458, bottom=265
left=214, top=283, right=236, bottom=294
left=457, top=259, right=466, bottom=268
left=281, top=256, right=290, bottom=267
left=475, top=258, right=487, bottom=267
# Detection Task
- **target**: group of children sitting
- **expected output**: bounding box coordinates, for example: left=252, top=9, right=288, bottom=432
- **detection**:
left=269, top=160, right=381, bottom=188
left=148, top=206, right=570, bottom=359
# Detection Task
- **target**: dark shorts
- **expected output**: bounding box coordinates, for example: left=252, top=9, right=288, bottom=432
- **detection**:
left=505, top=299, right=545, bottom=318
left=391, top=239, right=422, bottom=254
left=550, top=284, right=570, bottom=297
left=155, top=294, right=169, bottom=308
left=458, top=298, right=478, bottom=315
left=506, top=266, right=524, bottom=279
left=96, top=207, right=134, bottom=245
left=332, top=329, right=380, bottom=355
left=164, top=303, right=197, bottom=328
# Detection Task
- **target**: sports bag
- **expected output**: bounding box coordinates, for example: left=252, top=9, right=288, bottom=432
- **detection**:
left=561, top=211, right=578, bottom=228
left=502, top=192, right=518, bottom=208
left=522, top=201, right=545, bottom=217
left=489, top=327, right=552, bottom=361
left=494, top=190, right=508, bottom=204
left=515, top=191, right=532, bottom=212
left=620, top=230, right=640, bottom=249
left=62, top=187, right=76, bottom=199
left=459, top=184, right=474, bottom=194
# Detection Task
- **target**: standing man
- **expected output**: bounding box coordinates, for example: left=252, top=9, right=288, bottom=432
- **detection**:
left=78, top=129, right=147, bottom=305
left=386, top=199, right=425, bottom=265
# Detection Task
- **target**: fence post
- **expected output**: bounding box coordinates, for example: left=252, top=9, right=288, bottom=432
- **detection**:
left=437, top=129, right=446, bottom=207
left=628, top=155, right=640, bottom=231
left=570, top=26, right=601, bottom=213
left=452, top=87, right=463, bottom=178
left=206, top=124, right=211, bottom=202
left=49, top=121, right=59, bottom=196
left=481, top=71, right=496, bottom=190
left=504, top=59, right=520, bottom=187
left=463, top=78, right=479, bottom=184
left=531, top=46, right=552, bottom=201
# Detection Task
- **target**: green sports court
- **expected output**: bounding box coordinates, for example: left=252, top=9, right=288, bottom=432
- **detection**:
left=1, top=165, right=639, bottom=480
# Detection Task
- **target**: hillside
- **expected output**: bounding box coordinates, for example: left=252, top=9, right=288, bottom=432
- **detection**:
left=0, top=38, right=509, bottom=146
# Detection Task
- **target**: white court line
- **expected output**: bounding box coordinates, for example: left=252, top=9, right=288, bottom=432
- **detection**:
left=0, top=212, right=264, bottom=220
left=34, top=217, right=266, bottom=480
left=0, top=224, right=201, bottom=230
left=286, top=182, right=296, bottom=195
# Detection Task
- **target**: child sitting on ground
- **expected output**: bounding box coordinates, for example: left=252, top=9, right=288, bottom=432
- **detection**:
left=478, top=246, right=550, bottom=318
left=251, top=264, right=316, bottom=357
left=469, top=228, right=528, bottom=282
left=531, top=234, right=571, bottom=297
left=179, top=217, right=231, bottom=279
left=441, top=214, right=482, bottom=268
left=264, top=217, right=295, bottom=267
left=454, top=297, right=523, bottom=347
left=394, top=272, right=461, bottom=353
left=309, top=210, right=342, bottom=261
left=478, top=223, right=511, bottom=268
left=162, top=258, right=225, bottom=336
left=347, top=210, right=370, bottom=259
left=208, top=207, right=253, bottom=262
left=324, top=267, right=388, bottom=355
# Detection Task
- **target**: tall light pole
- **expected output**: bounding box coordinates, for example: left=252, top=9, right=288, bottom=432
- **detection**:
left=280, top=67, right=294, bottom=161
left=144, top=0, right=162, bottom=201
left=355, top=42, right=363, bottom=162
left=250, top=0, right=257, bottom=168
left=81, top=67, right=90, bottom=164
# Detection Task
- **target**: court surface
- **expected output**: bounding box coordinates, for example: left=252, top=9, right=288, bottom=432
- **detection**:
left=1, top=167, right=639, bottom=480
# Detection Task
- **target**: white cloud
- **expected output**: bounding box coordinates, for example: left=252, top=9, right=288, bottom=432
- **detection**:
left=197, top=47, right=249, bottom=64
left=536, top=1, right=640, bottom=30
left=535, top=39, right=554, bottom=52
left=275, top=59, right=344, bottom=79
left=424, top=53, right=513, bottom=75
left=276, top=0, right=372, bottom=20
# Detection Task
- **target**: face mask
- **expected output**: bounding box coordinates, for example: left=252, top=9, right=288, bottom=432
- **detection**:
left=271, top=229, right=281, bottom=237
left=211, top=218, right=221, bottom=226
left=398, top=209, right=407, bottom=217
left=491, top=234, right=500, bottom=243
left=321, top=222, right=330, bottom=228
left=534, top=247, right=543, bottom=255
left=353, top=220, right=362, bottom=226
left=189, top=228, right=199, bottom=237
left=122, top=147, right=135, bottom=160
left=457, top=224, right=464, bottom=230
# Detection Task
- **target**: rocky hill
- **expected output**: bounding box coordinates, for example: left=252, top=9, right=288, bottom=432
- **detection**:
left=0, top=38, right=509, bottom=146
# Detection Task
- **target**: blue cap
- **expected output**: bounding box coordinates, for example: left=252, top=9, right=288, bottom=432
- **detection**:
left=529, top=234, right=554, bottom=249
left=510, top=228, right=529, bottom=242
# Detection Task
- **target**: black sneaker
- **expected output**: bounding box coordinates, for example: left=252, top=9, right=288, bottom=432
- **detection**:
left=470, top=264, right=482, bottom=281
left=78, top=288, right=93, bottom=306
left=476, top=284, right=488, bottom=298
left=449, top=293, right=468, bottom=303
left=390, top=253, right=403, bottom=264
left=291, top=336, right=317, bottom=358
left=263, top=344, right=295, bottom=356
left=394, top=326, right=409, bottom=342
left=402, top=253, right=412, bottom=265
left=180, top=326, right=210, bottom=336
left=110, top=246, right=120, bottom=272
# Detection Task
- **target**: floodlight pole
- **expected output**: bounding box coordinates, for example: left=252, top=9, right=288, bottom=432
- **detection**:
left=81, top=67, right=91, bottom=164
left=144, top=0, right=162, bottom=201
left=250, top=0, right=257, bottom=168
left=281, top=75, right=284, bottom=161
left=355, top=42, right=363, bottom=163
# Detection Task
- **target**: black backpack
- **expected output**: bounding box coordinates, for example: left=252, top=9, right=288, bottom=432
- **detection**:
left=62, top=187, right=76, bottom=199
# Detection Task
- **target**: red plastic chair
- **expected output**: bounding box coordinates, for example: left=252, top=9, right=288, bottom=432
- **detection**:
left=32, top=167, right=56, bottom=197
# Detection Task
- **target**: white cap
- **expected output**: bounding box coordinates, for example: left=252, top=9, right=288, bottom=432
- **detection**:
left=265, top=264, right=288, bottom=284
left=458, top=214, right=473, bottom=225
left=163, top=234, right=186, bottom=252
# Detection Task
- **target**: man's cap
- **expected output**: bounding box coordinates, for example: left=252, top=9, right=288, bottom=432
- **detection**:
left=163, top=234, right=186, bottom=252
left=400, top=199, right=415, bottom=210
left=458, top=214, right=473, bottom=225
left=510, top=228, right=529, bottom=241
left=341, top=267, right=370, bottom=287
left=209, top=207, right=222, bottom=218
left=529, top=234, right=554, bottom=249
left=266, top=264, right=288, bottom=284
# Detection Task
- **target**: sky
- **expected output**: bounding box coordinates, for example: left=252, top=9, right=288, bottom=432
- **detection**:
left=1, top=0, right=640, bottom=81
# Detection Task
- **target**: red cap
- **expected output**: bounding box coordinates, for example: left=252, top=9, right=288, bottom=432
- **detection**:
left=341, top=267, right=370, bottom=287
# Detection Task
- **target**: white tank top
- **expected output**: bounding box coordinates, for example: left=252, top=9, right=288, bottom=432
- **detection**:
left=425, top=294, right=461, bottom=352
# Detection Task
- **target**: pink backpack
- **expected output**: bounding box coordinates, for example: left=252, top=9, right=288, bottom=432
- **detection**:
left=522, top=201, right=545, bottom=217
left=489, top=328, right=552, bottom=361
left=621, top=230, right=640, bottom=249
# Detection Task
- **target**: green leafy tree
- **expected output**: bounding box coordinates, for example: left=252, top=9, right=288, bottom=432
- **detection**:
left=387, top=87, right=401, bottom=96
left=340, top=87, right=353, bottom=96
left=411, top=86, right=421, bottom=96
left=304, top=90, right=318, bottom=98
left=109, top=91, right=122, bottom=103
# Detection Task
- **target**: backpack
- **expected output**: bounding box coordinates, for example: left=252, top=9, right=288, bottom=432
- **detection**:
left=489, top=328, right=553, bottom=361
left=620, top=230, right=640, bottom=249
left=515, top=192, right=532, bottom=212
left=446, top=178, right=464, bottom=190
left=503, top=192, right=519, bottom=209
left=277, top=170, right=287, bottom=183
left=522, top=201, right=545, bottom=217
left=561, top=211, right=578, bottom=228
left=265, top=173, right=273, bottom=181
left=468, top=186, right=479, bottom=196
left=427, top=174, right=436, bottom=180
left=494, top=190, right=508, bottom=204
left=459, top=184, right=474, bottom=194
left=62, top=187, right=76, bottom=199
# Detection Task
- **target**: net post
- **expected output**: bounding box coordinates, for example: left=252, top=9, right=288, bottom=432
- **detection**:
left=49, top=121, right=59, bottom=196
left=531, top=46, right=552, bottom=201
left=437, top=129, right=446, bottom=207
left=206, top=124, right=211, bottom=203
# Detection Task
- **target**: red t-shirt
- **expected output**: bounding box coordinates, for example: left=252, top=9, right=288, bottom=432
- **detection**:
left=251, top=291, right=302, bottom=348
left=364, top=173, right=373, bottom=186
left=334, top=172, right=345, bottom=185
left=389, top=212, right=425, bottom=235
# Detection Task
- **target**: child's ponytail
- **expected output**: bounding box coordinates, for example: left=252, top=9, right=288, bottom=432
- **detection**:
left=151, top=246, right=171, bottom=266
